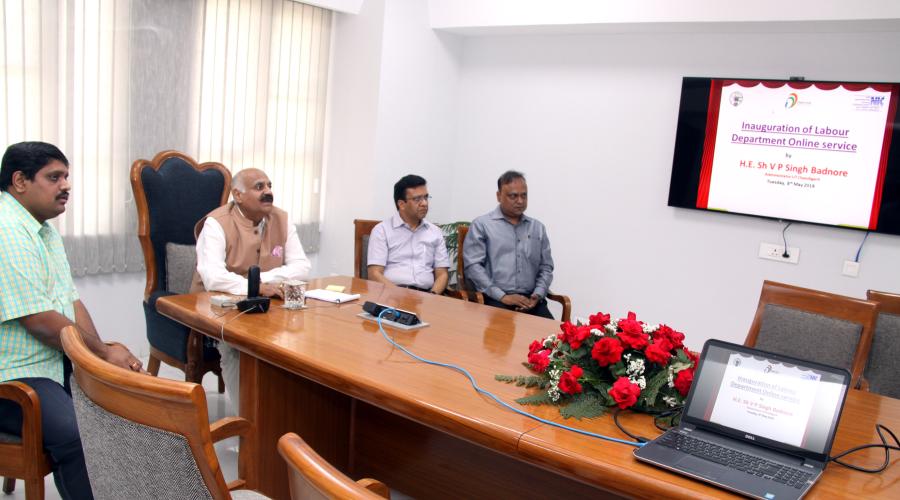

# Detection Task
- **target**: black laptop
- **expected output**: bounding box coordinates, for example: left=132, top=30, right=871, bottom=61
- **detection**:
left=634, top=339, right=850, bottom=499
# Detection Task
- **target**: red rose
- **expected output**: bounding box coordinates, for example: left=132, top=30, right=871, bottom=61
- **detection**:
left=589, top=312, right=611, bottom=327
left=558, top=365, right=584, bottom=395
left=617, top=328, right=648, bottom=350
left=653, top=325, right=673, bottom=344
left=558, top=321, right=577, bottom=345
left=617, top=312, right=643, bottom=336
left=674, top=369, right=694, bottom=397
left=591, top=337, right=624, bottom=366
left=654, top=325, right=685, bottom=350
left=528, top=339, right=543, bottom=355
left=527, top=349, right=551, bottom=373
left=685, top=349, right=699, bottom=367
left=655, top=324, right=673, bottom=338
left=644, top=340, right=672, bottom=365
left=567, top=325, right=593, bottom=350
left=670, top=330, right=685, bottom=350
left=609, top=377, right=641, bottom=409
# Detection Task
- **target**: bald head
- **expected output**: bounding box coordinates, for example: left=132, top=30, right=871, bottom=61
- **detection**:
left=232, top=168, right=268, bottom=193
left=231, top=168, right=274, bottom=223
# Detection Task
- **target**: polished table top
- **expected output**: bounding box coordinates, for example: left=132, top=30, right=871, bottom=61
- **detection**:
left=157, top=276, right=900, bottom=499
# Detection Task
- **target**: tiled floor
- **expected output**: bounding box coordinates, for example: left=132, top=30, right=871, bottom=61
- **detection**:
left=4, top=361, right=236, bottom=500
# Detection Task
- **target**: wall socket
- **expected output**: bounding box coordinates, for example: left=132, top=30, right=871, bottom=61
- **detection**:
left=758, top=242, right=800, bottom=264
left=842, top=260, right=860, bottom=277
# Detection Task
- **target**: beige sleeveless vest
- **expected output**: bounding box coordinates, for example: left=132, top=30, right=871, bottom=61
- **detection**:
left=190, top=202, right=290, bottom=292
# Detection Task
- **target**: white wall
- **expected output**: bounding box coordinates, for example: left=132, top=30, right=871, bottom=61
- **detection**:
left=318, top=0, right=462, bottom=275
left=317, top=0, right=387, bottom=275
left=370, top=0, right=462, bottom=224
left=74, top=272, right=148, bottom=356
left=449, top=30, right=900, bottom=350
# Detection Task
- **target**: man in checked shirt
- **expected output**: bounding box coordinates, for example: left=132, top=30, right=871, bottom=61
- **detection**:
left=0, top=141, right=144, bottom=500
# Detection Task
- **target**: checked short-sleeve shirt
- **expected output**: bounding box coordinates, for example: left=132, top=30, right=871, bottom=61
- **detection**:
left=0, top=192, right=78, bottom=386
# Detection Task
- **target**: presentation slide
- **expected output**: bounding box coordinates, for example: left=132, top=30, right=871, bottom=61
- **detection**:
left=709, top=353, right=819, bottom=448
left=700, top=81, right=894, bottom=229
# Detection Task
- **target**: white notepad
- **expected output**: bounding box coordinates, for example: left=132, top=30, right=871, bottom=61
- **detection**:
left=305, top=289, right=361, bottom=303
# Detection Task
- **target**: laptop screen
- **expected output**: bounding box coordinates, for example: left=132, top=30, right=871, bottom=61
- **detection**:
left=683, top=340, right=850, bottom=458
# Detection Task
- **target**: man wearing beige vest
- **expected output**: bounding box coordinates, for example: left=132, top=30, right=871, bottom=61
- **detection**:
left=193, top=168, right=311, bottom=413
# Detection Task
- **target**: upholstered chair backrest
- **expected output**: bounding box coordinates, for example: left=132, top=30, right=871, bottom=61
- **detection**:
left=755, top=304, right=861, bottom=372
left=132, top=151, right=231, bottom=299
left=745, top=280, right=877, bottom=389
left=71, top=383, right=214, bottom=499
left=60, top=326, right=235, bottom=499
left=865, top=290, right=900, bottom=399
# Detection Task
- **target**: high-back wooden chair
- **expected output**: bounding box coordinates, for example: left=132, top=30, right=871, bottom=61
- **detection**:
left=745, top=281, right=877, bottom=389
left=278, top=433, right=389, bottom=500
left=457, top=225, right=572, bottom=321
left=862, top=290, right=900, bottom=398
left=131, top=150, right=231, bottom=390
left=0, top=382, right=52, bottom=499
left=60, top=326, right=267, bottom=499
left=353, top=219, right=380, bottom=279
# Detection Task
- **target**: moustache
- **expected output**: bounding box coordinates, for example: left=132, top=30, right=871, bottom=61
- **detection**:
left=260, top=194, right=274, bottom=203
left=56, top=193, right=69, bottom=201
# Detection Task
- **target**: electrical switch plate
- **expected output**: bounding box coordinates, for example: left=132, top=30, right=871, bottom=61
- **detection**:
left=758, top=242, right=800, bottom=264
left=842, top=260, right=860, bottom=277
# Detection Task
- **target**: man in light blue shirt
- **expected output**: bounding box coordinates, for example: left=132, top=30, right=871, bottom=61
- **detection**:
left=464, top=170, right=555, bottom=319
left=0, top=142, right=143, bottom=500
left=367, top=175, right=450, bottom=294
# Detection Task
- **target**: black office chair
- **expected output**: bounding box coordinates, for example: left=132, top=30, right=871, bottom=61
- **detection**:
left=131, top=150, right=231, bottom=389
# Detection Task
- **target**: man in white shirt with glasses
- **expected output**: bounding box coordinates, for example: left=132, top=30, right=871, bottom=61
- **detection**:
left=367, top=175, right=450, bottom=295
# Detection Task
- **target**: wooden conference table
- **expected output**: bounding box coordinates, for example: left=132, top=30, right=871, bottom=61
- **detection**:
left=157, top=276, right=900, bottom=499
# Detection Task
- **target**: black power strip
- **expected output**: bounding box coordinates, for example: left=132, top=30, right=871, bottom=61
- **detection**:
left=362, top=301, right=421, bottom=326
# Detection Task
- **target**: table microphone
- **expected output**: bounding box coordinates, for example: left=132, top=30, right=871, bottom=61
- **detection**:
left=237, top=265, right=270, bottom=313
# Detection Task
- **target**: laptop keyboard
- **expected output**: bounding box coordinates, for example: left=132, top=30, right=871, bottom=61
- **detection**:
left=658, top=432, right=814, bottom=489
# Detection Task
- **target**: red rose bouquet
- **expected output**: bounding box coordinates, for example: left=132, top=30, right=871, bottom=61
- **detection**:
left=496, top=311, right=698, bottom=419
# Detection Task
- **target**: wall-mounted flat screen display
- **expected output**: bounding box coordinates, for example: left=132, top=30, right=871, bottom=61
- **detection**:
left=668, top=77, right=900, bottom=235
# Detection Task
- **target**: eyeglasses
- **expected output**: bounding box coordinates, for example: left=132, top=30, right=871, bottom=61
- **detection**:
left=406, top=194, right=432, bottom=204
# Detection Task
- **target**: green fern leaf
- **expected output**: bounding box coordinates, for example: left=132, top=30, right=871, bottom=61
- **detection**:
left=641, top=370, right=670, bottom=407
left=560, top=394, right=608, bottom=420
left=515, top=392, right=554, bottom=406
left=495, top=374, right=548, bottom=388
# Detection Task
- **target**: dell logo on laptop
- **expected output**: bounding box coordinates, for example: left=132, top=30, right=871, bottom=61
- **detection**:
left=745, top=434, right=756, bottom=441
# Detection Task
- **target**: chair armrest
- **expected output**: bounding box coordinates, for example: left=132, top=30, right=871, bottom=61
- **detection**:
left=444, top=289, right=469, bottom=302
left=546, top=292, right=572, bottom=322
left=357, top=478, right=391, bottom=499
left=468, top=290, right=485, bottom=304
left=0, top=381, right=44, bottom=457
left=225, top=479, right=247, bottom=491
left=209, top=416, right=252, bottom=442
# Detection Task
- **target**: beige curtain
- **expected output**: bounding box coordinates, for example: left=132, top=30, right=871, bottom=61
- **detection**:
left=0, top=0, right=331, bottom=275
left=192, top=0, right=331, bottom=252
